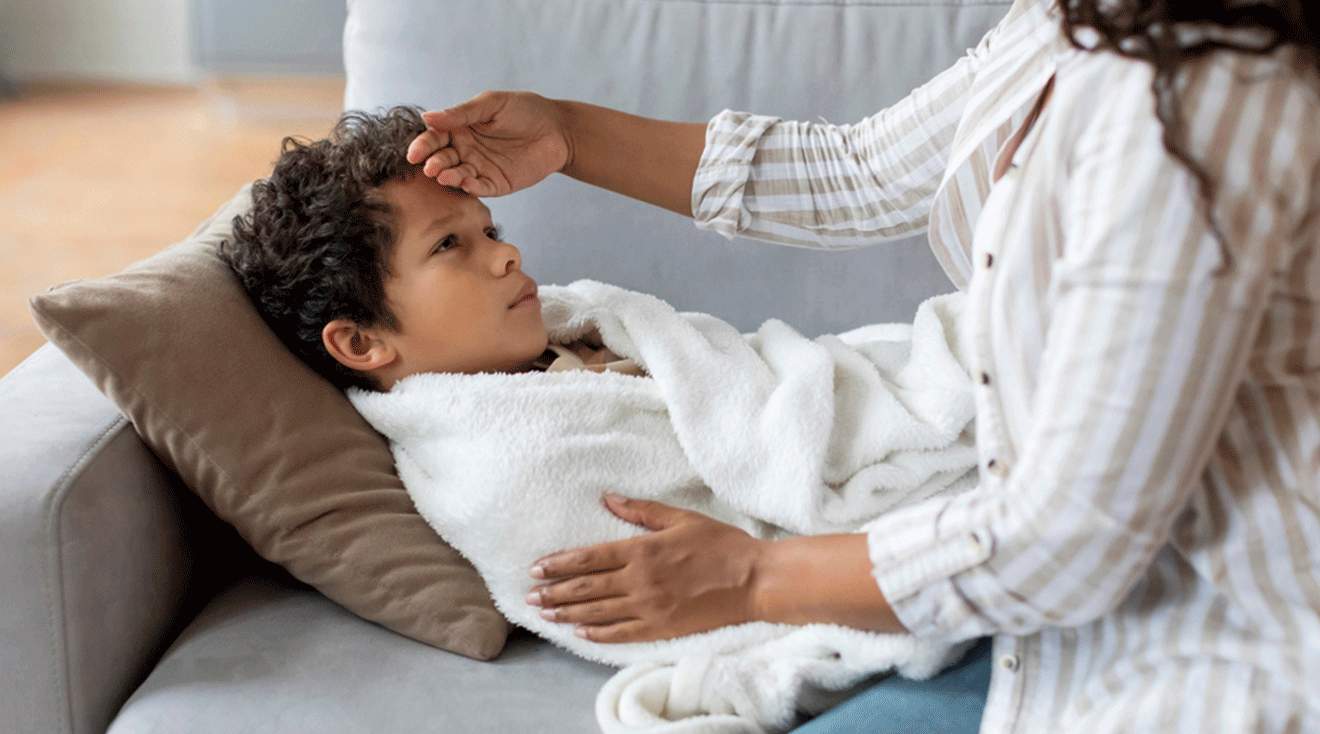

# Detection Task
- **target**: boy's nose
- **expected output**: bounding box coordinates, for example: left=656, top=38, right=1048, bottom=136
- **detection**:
left=495, top=241, right=521, bottom=275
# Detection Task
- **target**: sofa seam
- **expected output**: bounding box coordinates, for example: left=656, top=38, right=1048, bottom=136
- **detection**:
left=42, top=411, right=132, bottom=734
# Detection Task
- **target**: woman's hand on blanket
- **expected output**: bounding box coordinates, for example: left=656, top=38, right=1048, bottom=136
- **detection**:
left=525, top=493, right=769, bottom=643
left=527, top=494, right=910, bottom=641
left=407, top=91, right=571, bottom=197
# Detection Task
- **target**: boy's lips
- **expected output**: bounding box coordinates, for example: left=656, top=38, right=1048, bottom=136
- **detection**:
left=510, top=279, right=539, bottom=308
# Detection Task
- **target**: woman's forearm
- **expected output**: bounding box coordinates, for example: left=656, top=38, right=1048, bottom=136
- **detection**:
left=555, top=100, right=708, bottom=217
left=753, top=533, right=908, bottom=634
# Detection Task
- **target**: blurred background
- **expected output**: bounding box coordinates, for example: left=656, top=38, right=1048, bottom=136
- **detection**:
left=0, top=0, right=350, bottom=375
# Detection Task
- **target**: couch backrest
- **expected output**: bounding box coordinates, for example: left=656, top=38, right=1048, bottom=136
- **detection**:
left=344, top=0, right=1011, bottom=335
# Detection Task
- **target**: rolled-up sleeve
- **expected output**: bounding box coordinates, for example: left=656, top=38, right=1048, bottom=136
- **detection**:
left=691, top=40, right=985, bottom=250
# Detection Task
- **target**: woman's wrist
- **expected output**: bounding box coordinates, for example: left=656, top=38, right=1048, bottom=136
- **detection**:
left=549, top=99, right=706, bottom=217
left=551, top=98, right=582, bottom=177
left=751, top=533, right=907, bottom=633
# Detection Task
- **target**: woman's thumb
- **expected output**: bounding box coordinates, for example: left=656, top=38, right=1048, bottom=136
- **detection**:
left=603, top=493, right=683, bottom=531
left=423, top=92, right=502, bottom=130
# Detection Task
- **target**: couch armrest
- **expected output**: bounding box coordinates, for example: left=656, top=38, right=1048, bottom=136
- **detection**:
left=0, top=344, right=194, bottom=734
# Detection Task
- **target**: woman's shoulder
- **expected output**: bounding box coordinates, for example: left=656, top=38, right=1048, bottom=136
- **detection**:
left=1041, top=41, right=1318, bottom=266
left=1179, top=46, right=1319, bottom=221
left=1186, top=45, right=1318, bottom=128
left=1060, top=40, right=1318, bottom=129
left=1055, top=43, right=1319, bottom=185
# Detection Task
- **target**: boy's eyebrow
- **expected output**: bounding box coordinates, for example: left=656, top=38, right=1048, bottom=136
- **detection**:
left=416, top=210, right=463, bottom=238
left=408, top=199, right=493, bottom=246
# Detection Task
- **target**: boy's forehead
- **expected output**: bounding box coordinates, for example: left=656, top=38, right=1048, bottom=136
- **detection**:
left=386, top=174, right=490, bottom=221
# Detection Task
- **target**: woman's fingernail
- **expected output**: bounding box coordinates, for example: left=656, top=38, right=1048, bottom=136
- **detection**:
left=604, top=492, right=626, bottom=504
left=574, top=627, right=589, bottom=639
left=540, top=607, right=557, bottom=622
left=525, top=590, right=542, bottom=606
left=530, top=564, right=546, bottom=580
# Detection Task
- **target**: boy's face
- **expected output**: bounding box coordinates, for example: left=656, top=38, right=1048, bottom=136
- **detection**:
left=374, top=174, right=548, bottom=381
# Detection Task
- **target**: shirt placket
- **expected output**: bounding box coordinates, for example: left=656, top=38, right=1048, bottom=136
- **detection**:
left=966, top=176, right=1017, bottom=491
left=963, top=142, right=1031, bottom=734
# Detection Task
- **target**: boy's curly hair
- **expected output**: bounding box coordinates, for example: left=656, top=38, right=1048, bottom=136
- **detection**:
left=220, top=105, right=429, bottom=391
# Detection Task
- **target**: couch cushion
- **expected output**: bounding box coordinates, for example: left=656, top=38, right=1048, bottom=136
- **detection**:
left=28, top=187, right=508, bottom=661
left=107, top=578, right=614, bottom=734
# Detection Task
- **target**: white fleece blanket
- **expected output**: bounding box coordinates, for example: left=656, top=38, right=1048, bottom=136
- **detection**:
left=349, top=280, right=978, bottom=734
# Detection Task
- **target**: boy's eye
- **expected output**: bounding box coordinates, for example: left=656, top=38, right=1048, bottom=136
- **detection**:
left=432, top=234, right=459, bottom=254
left=485, top=225, right=504, bottom=241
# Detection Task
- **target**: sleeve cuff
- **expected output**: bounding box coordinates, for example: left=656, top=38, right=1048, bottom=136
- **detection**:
left=691, top=110, right=781, bottom=238
left=865, top=493, right=994, bottom=635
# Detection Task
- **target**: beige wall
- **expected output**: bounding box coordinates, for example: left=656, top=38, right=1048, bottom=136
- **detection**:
left=0, top=0, right=193, bottom=83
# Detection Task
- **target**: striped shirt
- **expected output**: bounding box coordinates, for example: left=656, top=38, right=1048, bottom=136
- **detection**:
left=692, top=0, right=1320, bottom=731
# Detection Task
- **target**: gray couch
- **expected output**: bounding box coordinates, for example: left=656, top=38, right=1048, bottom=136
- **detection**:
left=2, top=1, right=1009, bottom=731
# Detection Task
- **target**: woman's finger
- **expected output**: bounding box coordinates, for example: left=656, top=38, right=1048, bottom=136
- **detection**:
left=603, top=493, right=693, bottom=531
left=435, top=161, right=482, bottom=190
left=405, top=125, right=452, bottom=164
left=532, top=540, right=629, bottom=580
left=421, top=91, right=505, bottom=132
left=419, top=147, right=462, bottom=179
left=529, top=570, right=626, bottom=608
left=540, top=595, right=636, bottom=626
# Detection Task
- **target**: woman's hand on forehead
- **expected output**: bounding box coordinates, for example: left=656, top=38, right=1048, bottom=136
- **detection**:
left=406, top=92, right=571, bottom=198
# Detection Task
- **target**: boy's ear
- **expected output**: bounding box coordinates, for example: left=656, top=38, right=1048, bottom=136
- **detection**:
left=322, top=319, right=396, bottom=373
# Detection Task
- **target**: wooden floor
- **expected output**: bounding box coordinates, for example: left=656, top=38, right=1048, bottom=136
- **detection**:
left=0, top=77, right=347, bottom=376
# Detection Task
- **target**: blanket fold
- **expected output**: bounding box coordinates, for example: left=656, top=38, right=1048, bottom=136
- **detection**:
left=349, top=281, right=977, bottom=733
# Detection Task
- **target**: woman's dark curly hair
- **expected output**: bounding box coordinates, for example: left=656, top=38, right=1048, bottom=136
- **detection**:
left=1062, top=0, right=1318, bottom=267
left=220, top=105, right=429, bottom=391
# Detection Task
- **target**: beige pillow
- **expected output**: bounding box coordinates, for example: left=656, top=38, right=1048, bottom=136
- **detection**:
left=29, top=186, right=508, bottom=660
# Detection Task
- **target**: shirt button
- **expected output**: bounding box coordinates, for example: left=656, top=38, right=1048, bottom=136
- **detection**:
left=983, top=253, right=994, bottom=268
left=998, top=654, right=1020, bottom=672
left=976, top=370, right=991, bottom=386
left=987, top=458, right=1009, bottom=478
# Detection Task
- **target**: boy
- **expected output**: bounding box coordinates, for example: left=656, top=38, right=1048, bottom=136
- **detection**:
left=224, top=106, right=978, bottom=731
left=223, top=105, right=567, bottom=390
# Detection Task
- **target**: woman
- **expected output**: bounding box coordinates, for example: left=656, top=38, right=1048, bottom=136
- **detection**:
left=406, top=0, right=1319, bottom=731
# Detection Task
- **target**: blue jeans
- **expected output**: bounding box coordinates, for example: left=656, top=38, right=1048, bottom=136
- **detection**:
left=790, top=638, right=993, bottom=734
